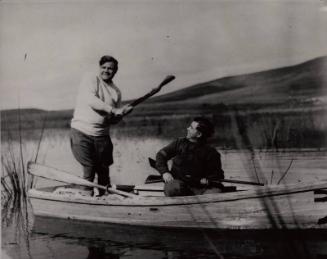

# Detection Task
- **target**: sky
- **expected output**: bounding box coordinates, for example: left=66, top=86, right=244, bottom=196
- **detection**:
left=0, top=0, right=327, bottom=110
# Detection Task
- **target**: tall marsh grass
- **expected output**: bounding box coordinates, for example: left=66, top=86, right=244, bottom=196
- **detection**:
left=1, top=133, right=45, bottom=201
left=1, top=112, right=48, bottom=237
left=1, top=139, right=33, bottom=251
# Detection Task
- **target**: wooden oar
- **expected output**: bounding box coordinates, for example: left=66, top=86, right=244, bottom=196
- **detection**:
left=145, top=174, right=264, bottom=186
left=147, top=158, right=264, bottom=186
left=109, top=75, right=175, bottom=124
left=27, top=161, right=137, bottom=198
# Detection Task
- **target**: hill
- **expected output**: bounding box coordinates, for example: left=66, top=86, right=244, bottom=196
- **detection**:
left=130, top=56, right=327, bottom=115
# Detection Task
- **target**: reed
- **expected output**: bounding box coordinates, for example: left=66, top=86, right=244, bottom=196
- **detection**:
left=1, top=111, right=48, bottom=257
left=1, top=111, right=47, bottom=212
left=1, top=117, right=26, bottom=201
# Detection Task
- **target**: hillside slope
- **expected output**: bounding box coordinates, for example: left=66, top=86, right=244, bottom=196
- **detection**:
left=142, top=56, right=327, bottom=108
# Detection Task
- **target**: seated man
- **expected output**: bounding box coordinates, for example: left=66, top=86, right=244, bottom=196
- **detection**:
left=155, top=117, right=224, bottom=197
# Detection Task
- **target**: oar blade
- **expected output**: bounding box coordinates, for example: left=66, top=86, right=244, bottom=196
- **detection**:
left=28, top=162, right=138, bottom=198
left=27, top=161, right=105, bottom=190
left=159, top=75, right=175, bottom=87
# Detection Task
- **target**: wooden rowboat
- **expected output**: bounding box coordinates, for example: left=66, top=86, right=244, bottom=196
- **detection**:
left=28, top=162, right=327, bottom=230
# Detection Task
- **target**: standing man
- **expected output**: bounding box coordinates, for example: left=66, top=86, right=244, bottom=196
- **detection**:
left=70, top=55, right=132, bottom=196
left=155, top=117, right=224, bottom=197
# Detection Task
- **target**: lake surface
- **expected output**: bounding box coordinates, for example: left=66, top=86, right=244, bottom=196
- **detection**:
left=1, top=132, right=327, bottom=259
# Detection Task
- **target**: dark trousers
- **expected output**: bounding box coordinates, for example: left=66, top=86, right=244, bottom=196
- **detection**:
left=70, top=128, right=113, bottom=195
left=164, top=179, right=193, bottom=197
left=164, top=179, right=223, bottom=197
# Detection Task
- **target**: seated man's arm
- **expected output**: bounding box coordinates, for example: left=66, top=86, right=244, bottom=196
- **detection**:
left=204, top=150, right=225, bottom=182
left=155, top=140, right=179, bottom=182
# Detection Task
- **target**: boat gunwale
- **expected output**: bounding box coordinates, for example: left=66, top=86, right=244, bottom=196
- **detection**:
left=28, top=180, right=327, bottom=207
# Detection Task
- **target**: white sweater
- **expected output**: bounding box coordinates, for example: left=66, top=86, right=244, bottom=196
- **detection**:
left=71, top=73, right=121, bottom=136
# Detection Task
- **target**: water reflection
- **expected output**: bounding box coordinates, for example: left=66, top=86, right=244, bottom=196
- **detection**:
left=86, top=246, right=120, bottom=259
left=28, top=216, right=327, bottom=259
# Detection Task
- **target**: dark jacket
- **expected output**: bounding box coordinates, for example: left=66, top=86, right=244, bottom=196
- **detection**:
left=156, top=138, right=224, bottom=187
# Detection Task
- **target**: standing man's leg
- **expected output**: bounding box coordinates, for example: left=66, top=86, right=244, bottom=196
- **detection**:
left=82, top=165, right=96, bottom=194
left=70, top=128, right=96, bottom=195
left=96, top=164, right=110, bottom=196
left=95, top=135, right=114, bottom=196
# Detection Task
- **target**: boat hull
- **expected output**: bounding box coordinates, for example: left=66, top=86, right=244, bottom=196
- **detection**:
left=28, top=184, right=327, bottom=229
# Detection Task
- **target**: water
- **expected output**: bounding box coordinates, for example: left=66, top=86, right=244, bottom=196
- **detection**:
left=3, top=212, right=327, bottom=259
left=6, top=216, right=327, bottom=259
left=1, top=131, right=327, bottom=258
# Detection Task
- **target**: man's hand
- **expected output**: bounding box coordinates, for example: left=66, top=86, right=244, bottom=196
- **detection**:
left=121, top=104, right=133, bottom=115
left=200, top=178, right=209, bottom=186
left=162, top=172, right=174, bottom=183
left=112, top=104, right=133, bottom=116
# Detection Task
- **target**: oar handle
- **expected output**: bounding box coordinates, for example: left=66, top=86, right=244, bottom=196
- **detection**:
left=106, top=185, right=137, bottom=198
left=145, top=177, right=264, bottom=187
left=108, top=75, right=175, bottom=124
left=147, top=158, right=264, bottom=186
left=129, top=75, right=175, bottom=107
left=215, top=179, right=264, bottom=186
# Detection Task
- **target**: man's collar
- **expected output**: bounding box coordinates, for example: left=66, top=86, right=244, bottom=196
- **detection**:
left=98, top=76, right=113, bottom=86
left=185, top=137, right=205, bottom=145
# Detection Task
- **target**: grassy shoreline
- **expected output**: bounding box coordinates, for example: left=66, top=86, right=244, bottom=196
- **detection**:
left=2, top=107, right=326, bottom=149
